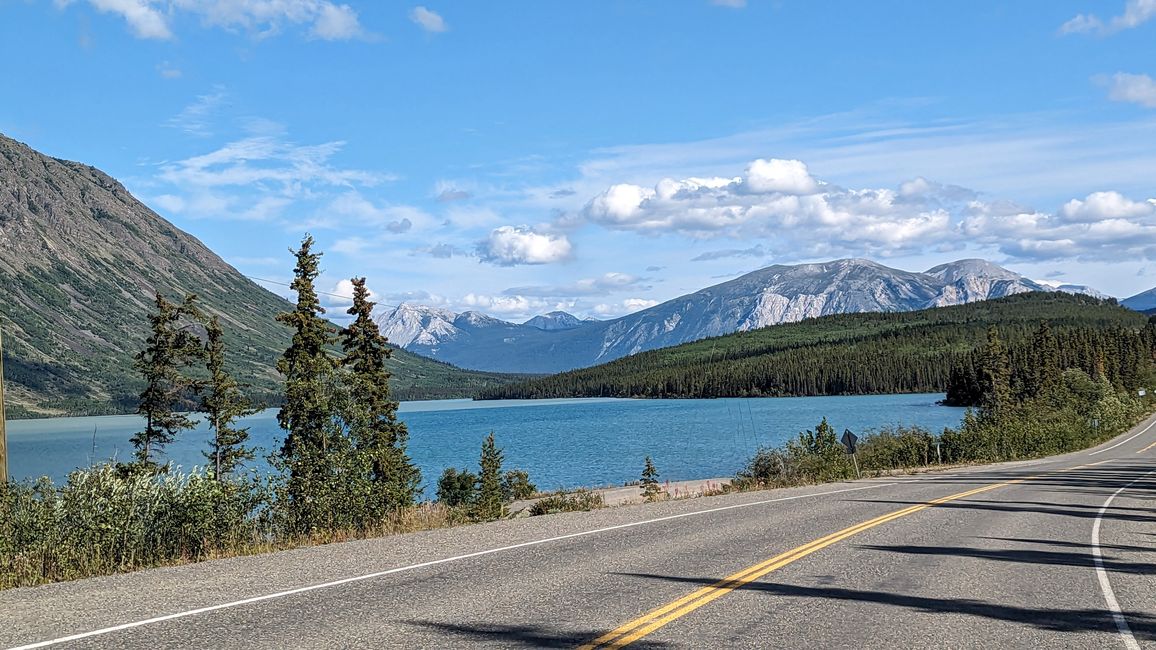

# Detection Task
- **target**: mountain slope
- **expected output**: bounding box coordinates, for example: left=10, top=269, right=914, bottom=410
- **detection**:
left=380, top=258, right=1102, bottom=374
left=1123, top=287, right=1156, bottom=312
left=478, top=293, right=1147, bottom=400
left=0, top=133, right=511, bottom=417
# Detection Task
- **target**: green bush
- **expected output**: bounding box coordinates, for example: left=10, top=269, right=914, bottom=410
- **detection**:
left=528, top=490, right=605, bottom=516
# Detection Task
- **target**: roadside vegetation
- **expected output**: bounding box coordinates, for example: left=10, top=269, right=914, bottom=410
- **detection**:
left=732, top=323, right=1156, bottom=489
left=0, top=236, right=535, bottom=589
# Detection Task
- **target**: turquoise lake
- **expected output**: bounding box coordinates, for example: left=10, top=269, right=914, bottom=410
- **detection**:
left=6, top=394, right=965, bottom=491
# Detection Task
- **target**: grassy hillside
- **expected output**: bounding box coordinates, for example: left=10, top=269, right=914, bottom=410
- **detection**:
left=0, top=133, right=515, bottom=418
left=478, top=293, right=1149, bottom=400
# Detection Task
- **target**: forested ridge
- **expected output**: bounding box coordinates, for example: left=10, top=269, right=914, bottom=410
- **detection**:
left=477, top=293, right=1153, bottom=400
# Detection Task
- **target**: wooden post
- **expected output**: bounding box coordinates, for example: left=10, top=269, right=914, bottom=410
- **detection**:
left=0, top=322, right=8, bottom=484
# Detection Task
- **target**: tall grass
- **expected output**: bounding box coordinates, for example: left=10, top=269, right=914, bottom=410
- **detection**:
left=0, top=467, right=461, bottom=590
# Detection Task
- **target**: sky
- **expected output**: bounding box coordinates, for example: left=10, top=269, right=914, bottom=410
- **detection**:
left=2, top=0, right=1155, bottom=322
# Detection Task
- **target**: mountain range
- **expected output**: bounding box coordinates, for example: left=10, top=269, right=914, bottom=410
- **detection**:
left=379, top=258, right=1114, bottom=374
left=0, top=133, right=512, bottom=417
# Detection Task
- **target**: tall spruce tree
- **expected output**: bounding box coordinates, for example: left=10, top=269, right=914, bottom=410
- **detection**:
left=131, top=293, right=204, bottom=471
left=275, top=235, right=338, bottom=506
left=201, top=316, right=260, bottom=480
left=978, top=326, right=1011, bottom=420
left=475, top=432, right=506, bottom=520
left=340, top=277, right=420, bottom=511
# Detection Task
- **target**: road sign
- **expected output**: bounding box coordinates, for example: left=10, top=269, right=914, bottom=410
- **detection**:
left=841, top=430, right=858, bottom=455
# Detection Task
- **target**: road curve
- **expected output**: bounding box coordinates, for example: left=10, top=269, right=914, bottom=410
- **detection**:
left=3, top=415, right=1155, bottom=649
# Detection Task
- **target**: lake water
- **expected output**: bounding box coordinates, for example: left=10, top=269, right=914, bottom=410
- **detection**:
left=6, top=394, right=964, bottom=491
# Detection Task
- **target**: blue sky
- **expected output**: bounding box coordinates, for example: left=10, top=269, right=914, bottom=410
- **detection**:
left=2, top=0, right=1155, bottom=321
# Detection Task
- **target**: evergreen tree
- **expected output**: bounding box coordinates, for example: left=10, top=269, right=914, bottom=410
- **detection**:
left=978, top=327, right=1011, bottom=420
left=131, top=293, right=203, bottom=472
left=475, top=432, right=505, bottom=520
left=275, top=235, right=338, bottom=512
left=339, top=277, right=419, bottom=512
left=201, top=316, right=260, bottom=481
left=436, top=467, right=477, bottom=507
left=502, top=469, right=537, bottom=501
left=641, top=456, right=661, bottom=502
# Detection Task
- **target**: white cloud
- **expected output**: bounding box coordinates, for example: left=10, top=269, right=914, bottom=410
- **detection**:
left=1101, top=72, right=1156, bottom=108
left=60, top=0, right=370, bottom=40
left=961, top=192, right=1156, bottom=262
left=461, top=293, right=549, bottom=317
left=158, top=135, right=385, bottom=191
left=576, top=157, right=1156, bottom=263
left=593, top=298, right=660, bottom=317
left=711, top=0, right=746, bottom=7
left=324, top=278, right=380, bottom=311
left=477, top=226, right=573, bottom=266
left=503, top=272, right=649, bottom=298
left=410, top=6, right=447, bottom=33
left=310, top=3, right=365, bottom=40
left=743, top=158, right=819, bottom=195
left=165, top=87, right=228, bottom=137
left=1059, top=191, right=1155, bottom=222
left=579, top=158, right=951, bottom=255
left=1060, top=0, right=1156, bottom=35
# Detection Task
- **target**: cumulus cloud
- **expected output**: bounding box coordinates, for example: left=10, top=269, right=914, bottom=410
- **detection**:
left=461, top=293, right=550, bottom=317
left=576, top=157, right=1156, bottom=263
left=58, top=0, right=370, bottom=40
left=1060, top=0, right=1156, bottom=35
left=961, top=192, right=1156, bottom=262
left=410, top=6, right=447, bottom=33
left=1100, top=72, right=1156, bottom=108
left=477, top=226, right=573, bottom=266
left=503, top=272, right=649, bottom=298
left=579, top=157, right=951, bottom=256
left=323, top=278, right=380, bottom=311
left=742, top=158, right=819, bottom=195
left=593, top=298, right=660, bottom=317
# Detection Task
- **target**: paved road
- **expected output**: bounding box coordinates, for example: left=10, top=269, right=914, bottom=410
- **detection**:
left=3, top=416, right=1155, bottom=649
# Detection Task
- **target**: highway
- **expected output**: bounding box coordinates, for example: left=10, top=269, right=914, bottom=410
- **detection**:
left=3, top=415, right=1155, bottom=649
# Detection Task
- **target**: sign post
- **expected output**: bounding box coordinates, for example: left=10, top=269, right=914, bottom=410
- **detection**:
left=841, top=429, right=860, bottom=479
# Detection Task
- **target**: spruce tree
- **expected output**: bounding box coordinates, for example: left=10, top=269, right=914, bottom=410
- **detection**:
left=201, top=316, right=260, bottom=480
left=131, top=293, right=203, bottom=472
left=641, top=456, right=661, bottom=502
left=978, top=326, right=1011, bottom=420
left=436, top=467, right=477, bottom=507
left=340, top=277, right=419, bottom=511
left=275, top=235, right=338, bottom=509
left=475, top=432, right=505, bottom=520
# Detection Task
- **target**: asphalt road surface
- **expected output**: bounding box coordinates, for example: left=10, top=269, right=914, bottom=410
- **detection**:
left=4, top=415, right=1155, bottom=649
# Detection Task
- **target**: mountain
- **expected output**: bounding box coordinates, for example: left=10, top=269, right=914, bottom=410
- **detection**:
left=524, top=311, right=587, bottom=331
left=1123, top=287, right=1156, bottom=312
left=379, top=258, right=1105, bottom=375
left=479, top=292, right=1146, bottom=400
left=1036, top=280, right=1111, bottom=300
left=0, top=133, right=512, bottom=417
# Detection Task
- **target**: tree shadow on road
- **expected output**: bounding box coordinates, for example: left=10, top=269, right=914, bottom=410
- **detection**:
left=400, top=620, right=672, bottom=648
left=854, top=543, right=1156, bottom=575
left=614, top=572, right=1156, bottom=641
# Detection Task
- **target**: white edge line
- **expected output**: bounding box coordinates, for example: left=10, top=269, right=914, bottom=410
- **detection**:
left=1091, top=467, right=1154, bottom=650
left=1089, top=418, right=1156, bottom=455
left=7, top=482, right=896, bottom=650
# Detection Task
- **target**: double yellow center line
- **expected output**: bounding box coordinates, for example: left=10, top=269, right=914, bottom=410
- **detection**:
left=580, top=464, right=1101, bottom=649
